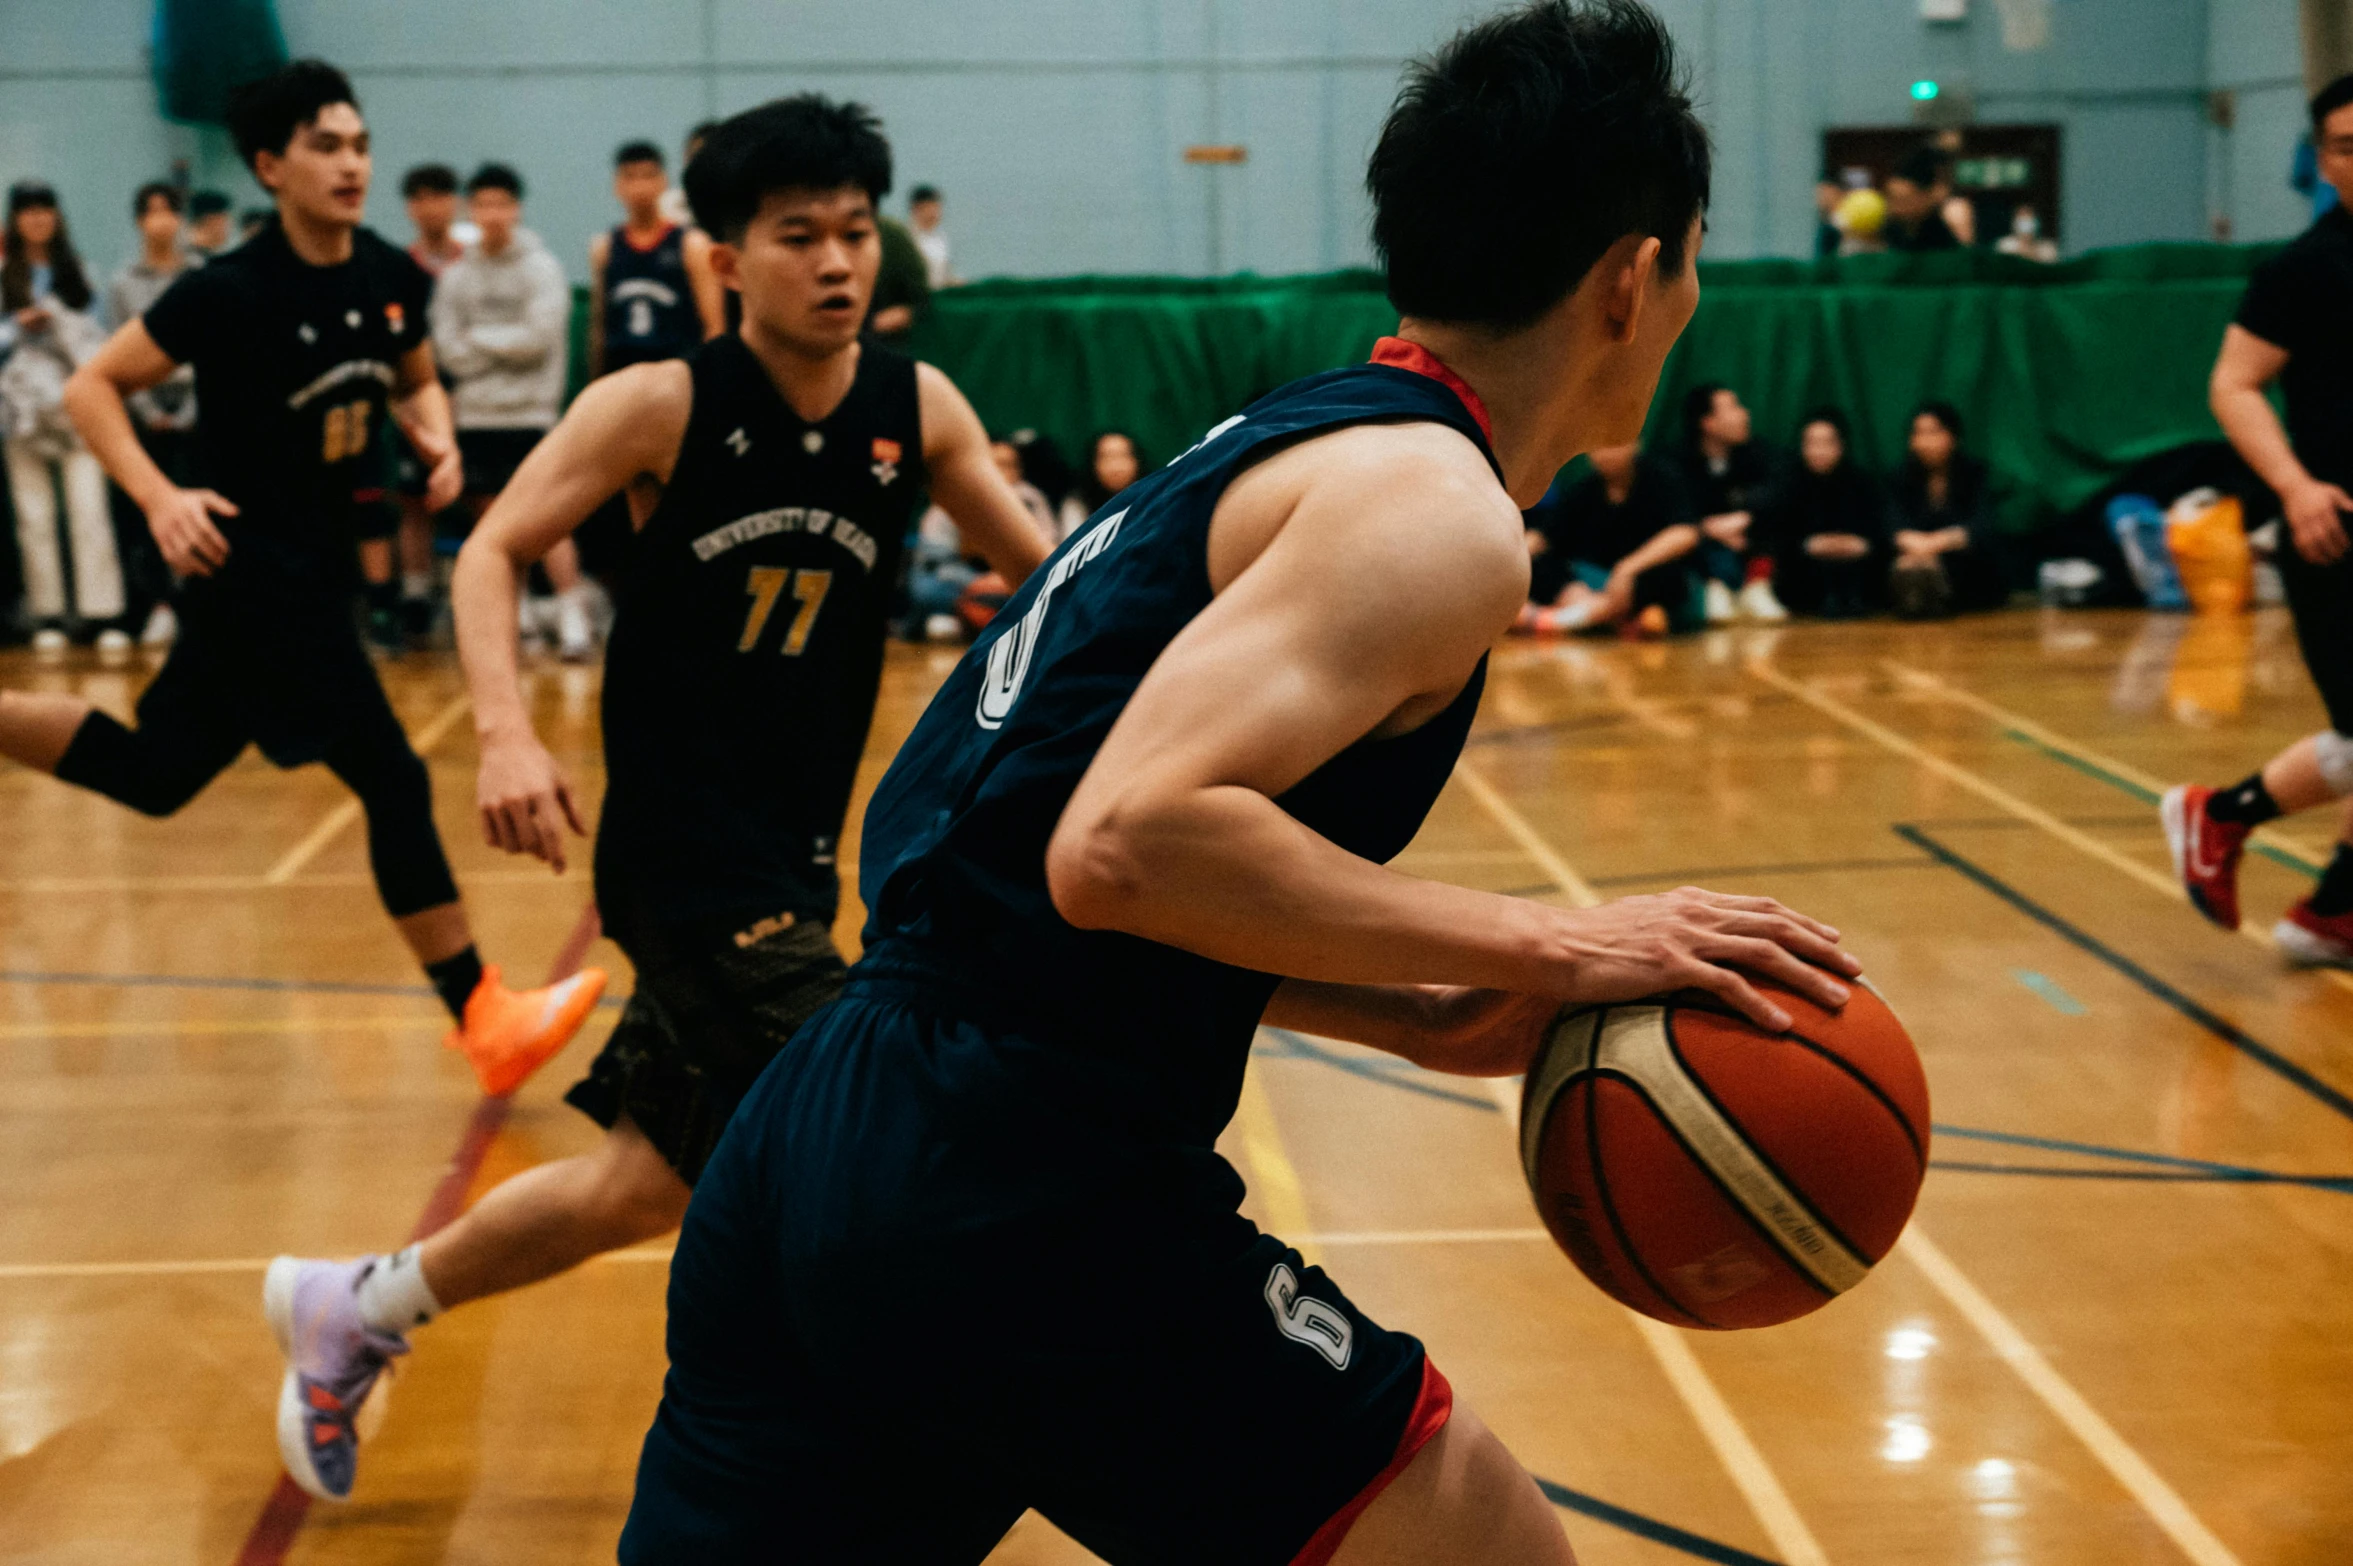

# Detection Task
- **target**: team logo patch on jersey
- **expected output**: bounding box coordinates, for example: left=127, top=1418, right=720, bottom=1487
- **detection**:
left=385, top=302, right=405, bottom=334
left=726, top=427, right=751, bottom=457
left=871, top=438, right=901, bottom=486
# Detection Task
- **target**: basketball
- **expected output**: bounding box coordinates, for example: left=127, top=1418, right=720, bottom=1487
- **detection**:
left=1519, top=980, right=1930, bottom=1330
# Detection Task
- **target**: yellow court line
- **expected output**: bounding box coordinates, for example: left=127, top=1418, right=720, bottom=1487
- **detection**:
left=1452, top=749, right=2243, bottom=1566
left=1882, top=659, right=2337, bottom=870
left=1747, top=659, right=2353, bottom=995
left=1455, top=762, right=1833, bottom=1566
left=0, top=1013, right=448, bottom=1039
left=1901, top=1230, right=2245, bottom=1566
left=263, top=691, right=472, bottom=885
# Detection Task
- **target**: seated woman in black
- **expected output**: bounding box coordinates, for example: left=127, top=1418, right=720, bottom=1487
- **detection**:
left=1772, top=407, right=1885, bottom=617
left=1887, top=400, right=2005, bottom=617
left=1517, top=442, right=1700, bottom=637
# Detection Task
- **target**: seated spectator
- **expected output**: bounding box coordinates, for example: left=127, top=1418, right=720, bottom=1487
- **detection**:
left=908, top=440, right=1053, bottom=639
left=1771, top=408, right=1885, bottom=618
left=1887, top=400, right=2006, bottom=617
left=0, top=181, right=121, bottom=654
left=1994, top=203, right=2058, bottom=263
left=1672, top=382, right=1786, bottom=622
left=1517, top=443, right=1699, bottom=638
left=1058, top=429, right=1142, bottom=539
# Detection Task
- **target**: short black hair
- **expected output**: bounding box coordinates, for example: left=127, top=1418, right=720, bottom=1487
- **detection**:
left=466, top=163, right=524, bottom=199
left=685, top=119, right=723, bottom=153
left=684, top=95, right=893, bottom=243
left=615, top=140, right=665, bottom=169
left=133, top=181, right=183, bottom=218
left=1369, top=0, right=1709, bottom=330
left=909, top=184, right=941, bottom=205
left=1912, top=399, right=1964, bottom=440
left=2314, top=72, right=2353, bottom=132
left=1681, top=381, right=1731, bottom=446
left=189, top=189, right=231, bottom=219
left=225, top=59, right=359, bottom=173
left=1893, top=147, right=1948, bottom=189
left=1800, top=404, right=1851, bottom=441
left=401, top=163, right=458, bottom=198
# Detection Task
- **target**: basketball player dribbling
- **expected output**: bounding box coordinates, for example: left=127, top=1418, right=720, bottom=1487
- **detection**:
left=627, top=4, right=1859, bottom=1561
left=262, top=95, right=1051, bottom=1502
left=2, top=62, right=602, bottom=1086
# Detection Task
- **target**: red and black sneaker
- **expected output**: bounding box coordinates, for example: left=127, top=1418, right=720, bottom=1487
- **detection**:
left=2274, top=899, right=2353, bottom=968
left=2161, top=785, right=2251, bottom=931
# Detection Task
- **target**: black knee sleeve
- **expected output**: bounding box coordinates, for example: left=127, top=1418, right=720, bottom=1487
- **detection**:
left=53, top=710, right=223, bottom=818
left=327, top=729, right=460, bottom=918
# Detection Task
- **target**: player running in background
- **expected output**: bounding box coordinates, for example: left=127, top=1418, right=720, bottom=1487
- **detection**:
left=262, top=94, right=1049, bottom=1503
left=590, top=138, right=724, bottom=377
left=3, top=62, right=602, bottom=1086
left=624, top=5, right=1856, bottom=1561
left=2168, top=72, right=2353, bottom=965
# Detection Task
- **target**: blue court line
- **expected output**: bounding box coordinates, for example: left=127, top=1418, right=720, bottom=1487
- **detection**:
left=0, top=968, right=628, bottom=1008
left=1535, top=1477, right=1781, bottom=1565
left=1255, top=1027, right=1501, bottom=1112
left=1893, top=824, right=2353, bottom=1124
left=2011, top=968, right=2088, bottom=1015
left=1994, top=726, right=2322, bottom=879
left=1931, top=1160, right=2353, bottom=1189
left=1583, top=855, right=1936, bottom=889
left=1932, top=1123, right=2353, bottom=1190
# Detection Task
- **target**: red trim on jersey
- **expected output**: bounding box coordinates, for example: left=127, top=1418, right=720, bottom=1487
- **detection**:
left=1289, top=1358, right=1455, bottom=1566
left=1369, top=337, right=1493, bottom=445
left=620, top=221, right=680, bottom=254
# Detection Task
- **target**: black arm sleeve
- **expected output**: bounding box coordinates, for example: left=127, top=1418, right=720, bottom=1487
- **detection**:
left=139, top=263, right=229, bottom=366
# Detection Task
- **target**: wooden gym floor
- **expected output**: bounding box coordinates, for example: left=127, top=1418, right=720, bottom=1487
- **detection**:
left=2, top=608, right=2348, bottom=1565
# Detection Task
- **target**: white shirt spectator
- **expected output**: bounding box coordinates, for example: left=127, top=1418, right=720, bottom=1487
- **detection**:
left=431, top=226, right=569, bottom=430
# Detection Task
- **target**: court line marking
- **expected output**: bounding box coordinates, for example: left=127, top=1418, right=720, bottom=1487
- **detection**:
left=1749, top=659, right=2353, bottom=997
left=262, top=691, right=472, bottom=885
left=1454, top=758, right=1831, bottom=1566
left=1257, top=1026, right=1503, bottom=1112
left=2012, top=968, right=2089, bottom=1015
left=0, top=966, right=626, bottom=1007
left=232, top=898, right=601, bottom=1566
left=1898, top=824, right=2353, bottom=1122
left=1882, top=660, right=2330, bottom=876
left=1900, top=1229, right=2246, bottom=1566
left=0, top=869, right=583, bottom=894
left=1534, top=1479, right=1782, bottom=1566
left=0, top=1013, right=452, bottom=1039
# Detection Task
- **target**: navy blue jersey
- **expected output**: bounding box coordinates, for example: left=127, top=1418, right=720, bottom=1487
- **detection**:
left=602, top=223, right=699, bottom=371
left=856, top=345, right=1496, bottom=1143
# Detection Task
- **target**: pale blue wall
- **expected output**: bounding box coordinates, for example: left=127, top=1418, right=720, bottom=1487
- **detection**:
left=0, top=0, right=2314, bottom=286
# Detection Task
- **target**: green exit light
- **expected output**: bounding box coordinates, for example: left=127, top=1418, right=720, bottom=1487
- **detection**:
left=1911, top=79, right=1941, bottom=101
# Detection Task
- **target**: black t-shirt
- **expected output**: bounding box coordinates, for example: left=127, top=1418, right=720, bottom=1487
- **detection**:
left=2237, top=205, right=2353, bottom=485
left=1534, top=452, right=1692, bottom=569
left=143, top=217, right=432, bottom=590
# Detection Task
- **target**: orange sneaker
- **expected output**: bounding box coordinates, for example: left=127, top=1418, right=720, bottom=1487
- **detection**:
left=442, top=965, right=607, bottom=1098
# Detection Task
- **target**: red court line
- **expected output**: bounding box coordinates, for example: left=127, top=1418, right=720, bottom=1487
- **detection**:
left=232, top=900, right=602, bottom=1565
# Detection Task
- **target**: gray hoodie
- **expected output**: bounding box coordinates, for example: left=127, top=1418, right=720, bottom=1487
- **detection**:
left=431, top=226, right=568, bottom=429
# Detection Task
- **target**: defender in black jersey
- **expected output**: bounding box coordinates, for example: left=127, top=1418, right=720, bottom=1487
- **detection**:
left=6, top=61, right=601, bottom=1095
left=263, top=95, right=1049, bottom=1503
left=591, top=140, right=723, bottom=376
left=631, top=6, right=1858, bottom=1563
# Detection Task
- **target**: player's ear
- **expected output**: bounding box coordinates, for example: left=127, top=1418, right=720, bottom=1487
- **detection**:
left=252, top=150, right=283, bottom=195
left=707, top=239, right=743, bottom=293
left=1599, top=234, right=1661, bottom=347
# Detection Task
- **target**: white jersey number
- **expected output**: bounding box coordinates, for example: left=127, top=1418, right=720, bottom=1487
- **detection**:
left=974, top=507, right=1125, bottom=730
left=1264, top=1262, right=1354, bottom=1370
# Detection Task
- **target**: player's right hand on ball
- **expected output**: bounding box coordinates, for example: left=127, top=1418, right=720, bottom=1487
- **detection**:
left=1550, top=886, right=1859, bottom=1033
left=144, top=486, right=235, bottom=576
left=477, top=731, right=586, bottom=873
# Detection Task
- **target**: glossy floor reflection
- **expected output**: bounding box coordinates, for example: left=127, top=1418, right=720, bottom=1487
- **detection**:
left=1, top=609, right=2345, bottom=1564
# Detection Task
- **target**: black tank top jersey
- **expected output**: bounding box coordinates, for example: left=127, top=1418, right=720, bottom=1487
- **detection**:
left=602, top=224, right=699, bottom=370
left=855, top=347, right=1495, bottom=1145
left=596, top=335, right=922, bottom=931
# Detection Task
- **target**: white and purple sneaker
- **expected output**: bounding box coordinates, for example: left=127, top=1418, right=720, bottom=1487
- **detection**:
left=263, top=1256, right=408, bottom=1501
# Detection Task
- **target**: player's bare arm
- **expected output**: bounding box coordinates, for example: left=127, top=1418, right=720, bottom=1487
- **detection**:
left=455, top=360, right=693, bottom=870
left=2212, top=323, right=2350, bottom=564
left=392, top=339, right=463, bottom=511
left=64, top=319, right=236, bottom=575
left=916, top=360, right=1051, bottom=586
left=587, top=231, right=611, bottom=376
left=1048, top=422, right=1856, bottom=1044
left=684, top=228, right=727, bottom=339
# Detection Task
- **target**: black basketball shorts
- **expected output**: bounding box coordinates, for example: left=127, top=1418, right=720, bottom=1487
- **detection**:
left=564, top=903, right=847, bottom=1184
left=617, top=990, right=1451, bottom=1565
left=2278, top=542, right=2353, bottom=733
